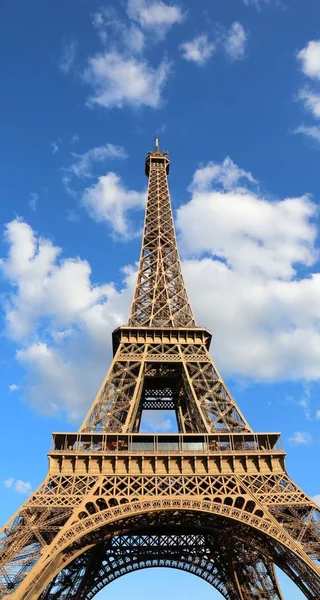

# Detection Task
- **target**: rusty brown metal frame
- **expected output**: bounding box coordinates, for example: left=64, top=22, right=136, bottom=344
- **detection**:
left=0, top=141, right=319, bottom=599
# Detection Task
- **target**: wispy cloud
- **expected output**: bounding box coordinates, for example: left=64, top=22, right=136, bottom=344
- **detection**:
left=51, top=140, right=60, bottom=155
left=92, top=9, right=145, bottom=53
left=62, top=175, right=77, bottom=199
left=71, top=134, right=80, bottom=145
left=242, top=0, right=273, bottom=9
left=295, top=40, right=320, bottom=146
left=288, top=431, right=313, bottom=445
left=29, top=192, right=38, bottom=212
left=9, top=384, right=20, bottom=392
left=3, top=477, right=32, bottom=494
left=58, top=40, right=77, bottom=74
left=298, top=88, right=320, bottom=120
left=65, top=143, right=127, bottom=179
left=294, top=125, right=320, bottom=143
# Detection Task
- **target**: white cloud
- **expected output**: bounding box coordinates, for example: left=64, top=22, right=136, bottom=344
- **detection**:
left=4, top=478, right=14, bottom=488
left=84, top=51, right=171, bottom=109
left=176, top=157, right=320, bottom=381
left=3, top=477, right=31, bottom=494
left=224, top=22, right=248, bottom=61
left=58, top=41, right=77, bottom=74
left=92, top=9, right=145, bottom=53
left=29, top=193, right=38, bottom=212
left=127, top=0, right=184, bottom=36
left=3, top=155, right=320, bottom=422
left=316, top=410, right=320, bottom=420
left=242, top=0, right=273, bottom=8
left=51, top=141, right=60, bottom=155
left=298, top=88, right=320, bottom=120
left=298, top=40, right=320, bottom=80
left=294, top=125, right=320, bottom=143
left=313, top=494, right=320, bottom=505
left=9, top=384, right=19, bottom=392
left=71, top=134, right=80, bottom=145
left=179, top=34, right=215, bottom=65
left=82, top=172, right=146, bottom=238
left=0, top=219, right=136, bottom=420
left=66, top=143, right=127, bottom=178
left=140, top=410, right=176, bottom=432
left=123, top=26, right=145, bottom=53
left=15, top=480, right=32, bottom=494
left=295, top=42, right=320, bottom=150
left=0, top=219, right=112, bottom=338
left=62, top=176, right=77, bottom=199
left=288, top=432, right=313, bottom=445
left=189, top=156, right=256, bottom=191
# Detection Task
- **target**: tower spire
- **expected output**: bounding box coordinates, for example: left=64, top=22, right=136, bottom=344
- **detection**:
left=128, top=141, right=196, bottom=328
left=80, top=141, right=250, bottom=435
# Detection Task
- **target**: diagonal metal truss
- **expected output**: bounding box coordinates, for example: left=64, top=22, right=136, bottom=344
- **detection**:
left=128, top=146, right=195, bottom=328
left=38, top=530, right=283, bottom=600
left=0, top=139, right=320, bottom=600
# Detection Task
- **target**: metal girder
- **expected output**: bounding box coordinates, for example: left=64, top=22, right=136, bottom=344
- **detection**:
left=0, top=140, right=320, bottom=600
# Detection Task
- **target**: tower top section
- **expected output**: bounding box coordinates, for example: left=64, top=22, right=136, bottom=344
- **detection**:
left=145, top=136, right=170, bottom=177
left=128, top=138, right=196, bottom=328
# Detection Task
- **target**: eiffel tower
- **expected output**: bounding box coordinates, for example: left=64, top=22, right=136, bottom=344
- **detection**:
left=1, top=139, right=320, bottom=600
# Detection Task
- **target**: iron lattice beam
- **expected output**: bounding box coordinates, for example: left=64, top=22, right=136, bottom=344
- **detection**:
left=0, top=140, right=320, bottom=600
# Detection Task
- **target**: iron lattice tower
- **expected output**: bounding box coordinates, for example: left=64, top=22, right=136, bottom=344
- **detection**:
left=0, top=139, right=320, bottom=600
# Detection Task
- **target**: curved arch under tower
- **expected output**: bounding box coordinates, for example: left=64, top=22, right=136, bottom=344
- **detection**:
left=0, top=140, right=320, bottom=600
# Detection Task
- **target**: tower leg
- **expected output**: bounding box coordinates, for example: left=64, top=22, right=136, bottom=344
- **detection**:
left=233, top=559, right=283, bottom=600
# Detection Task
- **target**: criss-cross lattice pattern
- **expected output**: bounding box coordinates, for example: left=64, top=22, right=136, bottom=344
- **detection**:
left=80, top=342, right=250, bottom=433
left=128, top=153, right=195, bottom=328
left=39, top=531, right=283, bottom=600
left=1, top=142, right=320, bottom=600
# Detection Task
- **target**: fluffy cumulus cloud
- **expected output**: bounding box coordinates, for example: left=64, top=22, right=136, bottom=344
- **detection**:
left=84, top=51, right=171, bottom=109
left=224, top=22, right=248, bottom=61
left=298, top=40, right=320, bottom=80
left=82, top=172, right=146, bottom=238
left=0, top=219, right=136, bottom=420
left=179, top=34, right=215, bottom=65
left=189, top=156, right=256, bottom=191
left=127, top=0, right=184, bottom=36
left=2, top=156, right=320, bottom=421
left=176, top=156, right=320, bottom=381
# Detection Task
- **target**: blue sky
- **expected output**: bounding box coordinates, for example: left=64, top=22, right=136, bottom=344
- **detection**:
left=1, top=0, right=320, bottom=597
